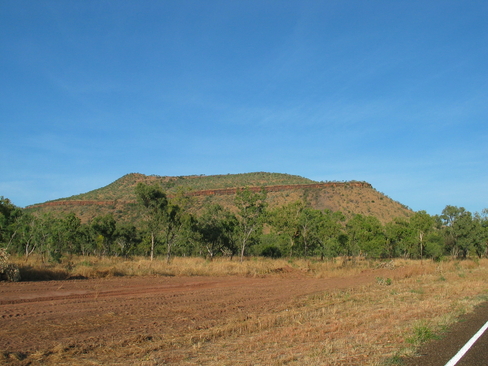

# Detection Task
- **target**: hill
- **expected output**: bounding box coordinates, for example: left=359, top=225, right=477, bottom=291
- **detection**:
left=26, top=172, right=412, bottom=223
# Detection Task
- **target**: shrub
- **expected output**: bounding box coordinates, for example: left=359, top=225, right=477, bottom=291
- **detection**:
left=261, top=245, right=282, bottom=259
left=0, top=248, right=21, bottom=282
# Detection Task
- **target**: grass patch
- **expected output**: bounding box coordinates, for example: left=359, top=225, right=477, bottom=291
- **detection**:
left=376, top=276, right=393, bottom=286
left=406, top=322, right=440, bottom=346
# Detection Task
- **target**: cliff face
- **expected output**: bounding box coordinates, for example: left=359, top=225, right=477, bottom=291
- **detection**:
left=26, top=173, right=412, bottom=223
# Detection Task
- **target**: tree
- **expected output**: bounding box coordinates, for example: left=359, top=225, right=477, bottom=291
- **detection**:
left=91, top=214, right=117, bottom=256
left=114, top=222, right=138, bottom=258
left=60, top=213, right=82, bottom=256
left=451, top=210, right=478, bottom=259
left=234, top=188, right=267, bottom=262
left=409, top=211, right=435, bottom=261
left=385, top=218, right=411, bottom=258
left=440, top=205, right=479, bottom=258
left=160, top=199, right=183, bottom=263
left=315, top=210, right=346, bottom=260
left=269, top=201, right=304, bottom=257
left=196, top=204, right=237, bottom=259
left=135, top=183, right=169, bottom=261
left=78, top=223, right=95, bottom=256
left=346, top=214, right=386, bottom=259
left=160, top=188, right=195, bottom=263
left=269, top=204, right=346, bottom=259
left=10, top=212, right=38, bottom=258
left=440, top=205, right=464, bottom=227
left=472, top=210, right=488, bottom=258
left=440, top=205, right=465, bottom=257
left=30, top=213, right=54, bottom=261
left=297, top=207, right=322, bottom=257
left=0, top=197, right=22, bottom=247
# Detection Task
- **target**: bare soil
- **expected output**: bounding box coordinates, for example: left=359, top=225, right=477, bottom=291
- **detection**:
left=0, top=266, right=405, bottom=365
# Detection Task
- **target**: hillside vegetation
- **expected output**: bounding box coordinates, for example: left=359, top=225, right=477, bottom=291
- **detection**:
left=26, top=172, right=411, bottom=224
left=49, top=172, right=316, bottom=202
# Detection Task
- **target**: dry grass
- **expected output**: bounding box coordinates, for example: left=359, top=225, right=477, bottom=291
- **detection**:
left=12, top=255, right=382, bottom=280
left=156, top=259, right=486, bottom=366
left=4, top=257, right=488, bottom=365
left=133, top=259, right=487, bottom=366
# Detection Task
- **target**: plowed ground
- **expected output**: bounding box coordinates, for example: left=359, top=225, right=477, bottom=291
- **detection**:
left=0, top=266, right=411, bottom=365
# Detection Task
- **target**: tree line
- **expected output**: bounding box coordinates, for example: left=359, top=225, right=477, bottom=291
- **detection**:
left=1, top=184, right=488, bottom=263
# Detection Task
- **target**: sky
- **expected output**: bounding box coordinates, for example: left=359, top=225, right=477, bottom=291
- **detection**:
left=1, top=1, right=487, bottom=215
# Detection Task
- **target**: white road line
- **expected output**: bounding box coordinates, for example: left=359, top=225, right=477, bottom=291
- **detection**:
left=444, top=320, right=488, bottom=366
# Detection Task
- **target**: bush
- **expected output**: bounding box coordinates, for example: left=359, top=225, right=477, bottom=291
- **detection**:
left=261, top=245, right=282, bottom=258
left=0, top=248, right=21, bottom=282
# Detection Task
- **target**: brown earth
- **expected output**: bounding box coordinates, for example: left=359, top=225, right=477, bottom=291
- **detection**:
left=0, top=266, right=409, bottom=365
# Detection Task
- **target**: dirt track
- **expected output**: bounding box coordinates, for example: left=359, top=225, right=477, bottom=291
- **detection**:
left=0, top=267, right=401, bottom=364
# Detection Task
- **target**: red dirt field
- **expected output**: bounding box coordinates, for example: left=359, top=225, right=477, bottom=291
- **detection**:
left=0, top=266, right=421, bottom=365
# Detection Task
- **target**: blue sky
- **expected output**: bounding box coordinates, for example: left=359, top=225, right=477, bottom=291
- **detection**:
left=1, top=1, right=487, bottom=215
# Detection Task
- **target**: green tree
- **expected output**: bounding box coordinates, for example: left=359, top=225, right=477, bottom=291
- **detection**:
left=91, top=214, right=117, bottom=256
left=440, top=206, right=480, bottom=258
left=452, top=211, right=478, bottom=259
left=409, top=211, right=435, bottom=261
left=314, top=210, right=346, bottom=260
left=160, top=200, right=183, bottom=263
left=77, top=223, right=95, bottom=256
left=385, top=218, right=411, bottom=258
left=196, top=204, right=237, bottom=259
left=297, top=207, right=322, bottom=257
left=60, top=213, right=82, bottom=256
left=9, top=212, right=37, bottom=257
left=440, top=205, right=465, bottom=257
left=0, top=197, right=23, bottom=247
left=31, top=213, right=53, bottom=261
left=423, top=231, right=444, bottom=261
left=472, top=209, right=488, bottom=258
left=268, top=201, right=304, bottom=257
left=234, top=188, right=267, bottom=262
left=135, top=183, right=169, bottom=260
left=161, top=189, right=195, bottom=263
left=476, top=209, right=488, bottom=257
left=346, top=214, right=386, bottom=259
left=114, top=222, right=138, bottom=258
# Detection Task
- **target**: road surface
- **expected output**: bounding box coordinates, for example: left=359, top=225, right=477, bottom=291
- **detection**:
left=404, top=301, right=488, bottom=366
